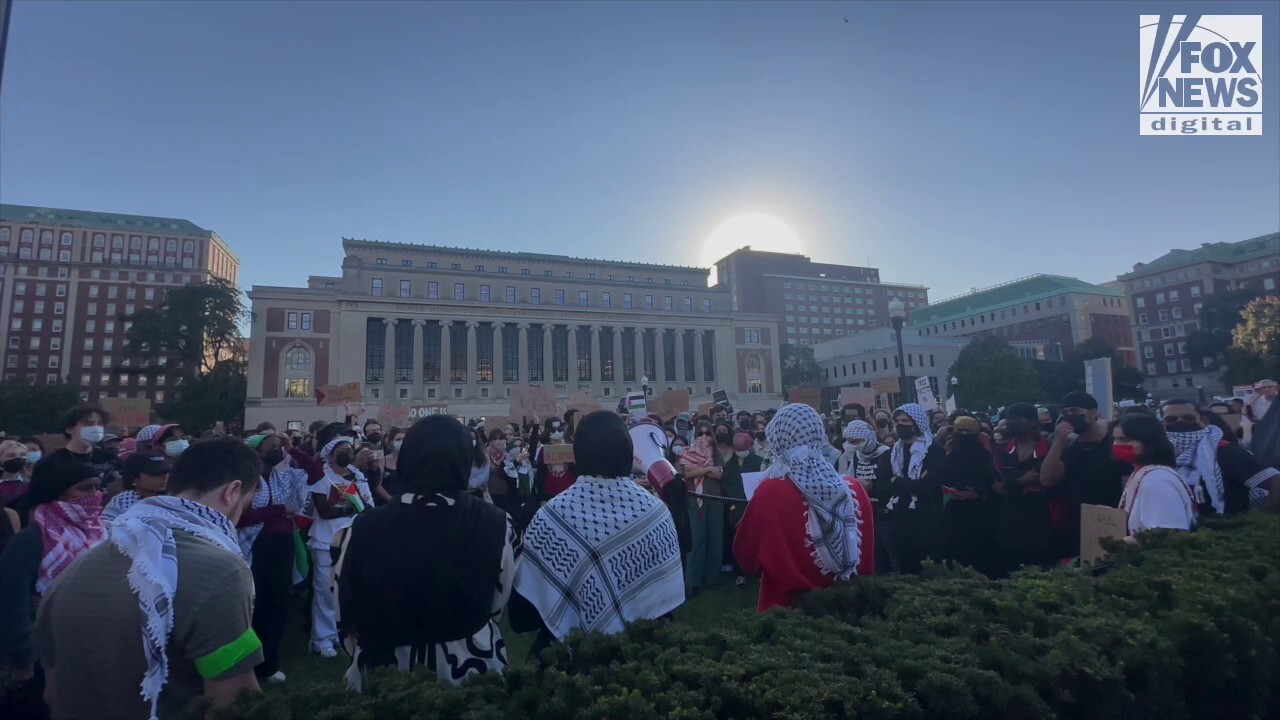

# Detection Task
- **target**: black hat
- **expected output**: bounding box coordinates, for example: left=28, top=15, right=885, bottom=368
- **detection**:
left=123, top=454, right=172, bottom=482
left=1059, top=391, right=1099, bottom=411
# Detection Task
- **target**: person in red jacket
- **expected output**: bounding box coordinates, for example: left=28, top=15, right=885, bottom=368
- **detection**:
left=733, top=403, right=875, bottom=611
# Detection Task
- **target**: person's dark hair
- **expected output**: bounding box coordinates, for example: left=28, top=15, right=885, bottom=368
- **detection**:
left=1207, top=401, right=1232, bottom=414
left=168, top=437, right=262, bottom=495
left=1120, top=405, right=1156, bottom=416
left=20, top=436, right=44, bottom=451
left=573, top=411, right=633, bottom=478
left=1161, top=397, right=1201, bottom=412
left=363, top=418, right=382, bottom=431
left=1059, top=391, right=1098, bottom=411
left=1199, top=411, right=1239, bottom=445
left=843, top=403, right=866, bottom=419
left=156, top=425, right=184, bottom=443
left=25, top=459, right=99, bottom=508
left=472, top=427, right=487, bottom=468
left=308, top=420, right=328, bottom=434
left=1116, top=413, right=1176, bottom=467
left=1004, top=402, right=1039, bottom=427
left=255, top=421, right=276, bottom=434
left=60, top=405, right=109, bottom=435
left=399, top=415, right=473, bottom=495
left=315, top=422, right=351, bottom=452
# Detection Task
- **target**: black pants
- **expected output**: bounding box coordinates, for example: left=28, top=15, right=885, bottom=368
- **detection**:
left=251, top=531, right=295, bottom=677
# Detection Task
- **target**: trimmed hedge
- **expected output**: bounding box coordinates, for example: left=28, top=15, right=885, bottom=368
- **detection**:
left=208, top=514, right=1280, bottom=719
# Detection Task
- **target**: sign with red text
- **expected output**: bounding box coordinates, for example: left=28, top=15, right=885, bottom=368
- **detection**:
left=509, top=386, right=559, bottom=420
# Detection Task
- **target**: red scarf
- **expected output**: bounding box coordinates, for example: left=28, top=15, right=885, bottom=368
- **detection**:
left=34, top=493, right=107, bottom=592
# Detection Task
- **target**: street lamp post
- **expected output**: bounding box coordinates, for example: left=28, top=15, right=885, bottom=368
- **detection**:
left=950, top=375, right=959, bottom=409
left=889, top=299, right=912, bottom=405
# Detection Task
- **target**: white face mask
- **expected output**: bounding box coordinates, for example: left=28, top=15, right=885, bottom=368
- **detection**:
left=844, top=442, right=858, bottom=453
left=79, top=426, right=105, bottom=444
left=734, top=450, right=749, bottom=459
left=164, top=439, right=189, bottom=457
left=393, top=440, right=404, bottom=452
left=26, top=451, right=42, bottom=464
left=672, top=446, right=685, bottom=456
left=549, top=432, right=564, bottom=441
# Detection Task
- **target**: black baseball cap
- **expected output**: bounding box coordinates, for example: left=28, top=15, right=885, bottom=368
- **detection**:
left=122, top=454, right=172, bottom=481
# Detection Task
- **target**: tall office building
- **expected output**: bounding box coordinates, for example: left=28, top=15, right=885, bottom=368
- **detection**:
left=1118, top=232, right=1279, bottom=398
left=244, top=239, right=784, bottom=428
left=0, top=204, right=239, bottom=404
left=713, top=248, right=929, bottom=345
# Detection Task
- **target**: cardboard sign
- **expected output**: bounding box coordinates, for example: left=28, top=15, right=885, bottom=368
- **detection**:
left=565, top=391, right=602, bottom=417
left=35, top=434, right=68, bottom=452
left=1080, top=503, right=1129, bottom=565
left=713, top=389, right=729, bottom=407
left=696, top=402, right=716, bottom=418
left=316, top=382, right=363, bottom=407
left=787, top=387, right=823, bottom=412
left=648, top=389, right=690, bottom=420
left=486, top=416, right=519, bottom=432
left=741, top=471, right=768, bottom=501
left=914, top=377, right=939, bottom=412
left=378, top=404, right=412, bottom=428
left=408, top=405, right=449, bottom=420
left=1084, top=358, right=1114, bottom=421
left=509, top=386, right=559, bottom=419
left=871, top=376, right=901, bottom=395
left=839, top=386, right=875, bottom=410
left=541, top=443, right=575, bottom=465
left=101, top=397, right=152, bottom=429
left=945, top=395, right=957, bottom=414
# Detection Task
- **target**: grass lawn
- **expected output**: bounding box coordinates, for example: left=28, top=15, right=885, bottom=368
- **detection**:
left=273, top=576, right=761, bottom=688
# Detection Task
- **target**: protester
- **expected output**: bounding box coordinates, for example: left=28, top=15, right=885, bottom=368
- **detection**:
left=1, top=440, right=31, bottom=509
left=485, top=428, right=511, bottom=510
left=1245, top=379, right=1276, bottom=423
left=239, top=433, right=324, bottom=678
left=45, top=406, right=110, bottom=467
left=839, top=420, right=895, bottom=573
left=334, top=415, right=517, bottom=689
left=101, top=454, right=171, bottom=525
left=721, top=432, right=762, bottom=587
left=1113, top=413, right=1197, bottom=539
left=381, top=427, right=408, bottom=497
left=1160, top=399, right=1278, bottom=514
left=21, top=437, right=44, bottom=472
left=511, top=411, right=682, bottom=650
left=533, top=420, right=575, bottom=500
left=502, top=437, right=536, bottom=530
left=309, top=437, right=374, bottom=660
left=733, top=404, right=875, bottom=610
left=1039, top=391, right=1129, bottom=558
left=938, top=417, right=999, bottom=575
left=0, top=461, right=104, bottom=709
left=886, top=403, right=944, bottom=574
left=680, top=424, right=725, bottom=596
left=154, top=425, right=189, bottom=459
left=993, top=403, right=1058, bottom=573
left=34, top=437, right=263, bottom=719
left=467, top=427, right=491, bottom=499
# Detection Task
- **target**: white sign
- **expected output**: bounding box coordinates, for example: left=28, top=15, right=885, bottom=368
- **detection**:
left=1139, top=15, right=1263, bottom=136
left=914, top=377, right=939, bottom=411
left=1084, top=358, right=1114, bottom=421
left=741, top=471, right=768, bottom=501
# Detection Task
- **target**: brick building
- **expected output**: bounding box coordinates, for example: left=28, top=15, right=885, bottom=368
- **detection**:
left=712, top=248, right=929, bottom=345
left=245, top=239, right=783, bottom=428
left=0, top=204, right=239, bottom=404
left=909, top=275, right=1134, bottom=365
left=1119, top=232, right=1280, bottom=399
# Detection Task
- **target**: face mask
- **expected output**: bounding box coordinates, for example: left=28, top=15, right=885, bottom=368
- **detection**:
left=876, top=419, right=889, bottom=429
left=262, top=450, right=285, bottom=467
left=80, top=426, right=105, bottom=444
left=734, top=450, right=749, bottom=459
left=366, top=432, right=383, bottom=444
left=2, top=458, right=27, bottom=474
left=393, top=440, right=404, bottom=452
left=1111, top=443, right=1138, bottom=465
left=1039, top=422, right=1054, bottom=433
left=754, top=431, right=766, bottom=443
left=715, top=433, right=731, bottom=444
left=896, top=425, right=916, bottom=441
left=335, top=452, right=353, bottom=468
left=843, top=442, right=857, bottom=454
left=1063, top=414, right=1088, bottom=433
left=1165, top=421, right=1201, bottom=434
left=550, top=432, right=564, bottom=441
left=672, top=446, right=685, bottom=456
left=164, top=439, right=189, bottom=457
left=26, top=452, right=41, bottom=464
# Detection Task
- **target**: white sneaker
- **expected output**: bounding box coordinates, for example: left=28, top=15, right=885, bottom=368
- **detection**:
left=317, top=647, right=338, bottom=659
left=265, top=671, right=287, bottom=684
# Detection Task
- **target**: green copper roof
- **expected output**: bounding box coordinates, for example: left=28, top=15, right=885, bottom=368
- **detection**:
left=0, top=203, right=213, bottom=237
left=909, top=274, right=1121, bottom=325
left=1119, top=232, right=1279, bottom=279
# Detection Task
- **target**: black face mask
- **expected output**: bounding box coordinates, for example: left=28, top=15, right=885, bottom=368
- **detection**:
left=365, top=432, right=382, bottom=444
left=714, top=432, right=731, bottom=445
left=1165, top=421, right=1201, bottom=434
left=1063, top=414, right=1088, bottom=433
left=335, top=452, right=353, bottom=468
left=2, top=458, right=26, bottom=474
left=896, top=425, right=916, bottom=440
left=262, top=450, right=285, bottom=467
left=754, top=431, right=766, bottom=443
left=876, top=419, right=890, bottom=429
left=1005, top=420, right=1028, bottom=436
left=1039, top=422, right=1054, bottom=433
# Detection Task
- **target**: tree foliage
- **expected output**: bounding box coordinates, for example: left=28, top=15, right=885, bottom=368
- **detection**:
left=780, top=343, right=823, bottom=390
left=1036, top=338, right=1146, bottom=402
left=0, top=381, right=82, bottom=436
left=1183, top=289, right=1266, bottom=385
left=1231, top=296, right=1280, bottom=380
left=947, top=335, right=1044, bottom=410
left=125, top=278, right=248, bottom=431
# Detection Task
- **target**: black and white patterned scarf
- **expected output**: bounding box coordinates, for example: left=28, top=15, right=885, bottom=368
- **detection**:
left=765, top=404, right=862, bottom=579
left=110, top=496, right=245, bottom=720
left=843, top=420, right=889, bottom=484
left=1167, top=426, right=1224, bottom=514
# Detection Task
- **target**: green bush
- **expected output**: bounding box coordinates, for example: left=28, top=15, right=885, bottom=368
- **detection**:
left=208, top=514, right=1280, bottom=720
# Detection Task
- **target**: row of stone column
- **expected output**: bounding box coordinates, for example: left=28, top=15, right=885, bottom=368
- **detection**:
left=377, top=319, right=709, bottom=401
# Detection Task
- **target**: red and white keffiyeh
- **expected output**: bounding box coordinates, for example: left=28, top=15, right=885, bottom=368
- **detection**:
left=34, top=492, right=106, bottom=593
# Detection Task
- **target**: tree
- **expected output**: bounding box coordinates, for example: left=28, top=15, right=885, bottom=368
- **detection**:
left=947, top=335, right=1044, bottom=411
left=1228, top=296, right=1280, bottom=382
left=0, top=381, right=82, bottom=436
left=1035, top=338, right=1146, bottom=403
left=1184, top=289, right=1265, bottom=385
left=780, top=343, right=823, bottom=390
left=125, top=278, right=248, bottom=431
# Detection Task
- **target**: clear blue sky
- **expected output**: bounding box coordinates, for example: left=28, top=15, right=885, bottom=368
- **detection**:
left=1, top=1, right=1277, bottom=301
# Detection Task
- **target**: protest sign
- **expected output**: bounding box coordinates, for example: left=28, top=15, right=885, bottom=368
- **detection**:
left=945, top=395, right=957, bottom=414
left=509, top=386, right=559, bottom=419
left=486, top=416, right=519, bottom=431
left=914, top=377, right=939, bottom=411
left=408, top=405, right=449, bottom=420
left=1232, top=384, right=1255, bottom=399
left=787, top=387, right=823, bottom=412
left=1084, top=358, right=1114, bottom=421
left=378, top=403, right=411, bottom=428
left=652, top=389, right=690, bottom=419
left=316, top=382, right=363, bottom=407
left=839, top=386, right=875, bottom=409
left=541, top=443, right=575, bottom=465
left=565, top=391, right=601, bottom=416
left=696, top=402, right=716, bottom=418
left=1080, top=503, right=1128, bottom=565
left=626, top=391, right=647, bottom=419
left=871, top=376, right=901, bottom=396
left=713, top=389, right=729, bottom=407
left=741, top=471, right=768, bottom=501
left=101, top=397, right=152, bottom=429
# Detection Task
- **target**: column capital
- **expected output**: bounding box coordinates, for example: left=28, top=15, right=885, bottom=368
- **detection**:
left=693, top=329, right=705, bottom=337
left=516, top=322, right=531, bottom=331
left=589, top=325, right=602, bottom=333
left=382, top=317, right=397, bottom=326
left=465, top=320, right=480, bottom=329
left=412, top=318, right=426, bottom=327
left=493, top=321, right=506, bottom=329
left=440, top=320, right=453, bottom=328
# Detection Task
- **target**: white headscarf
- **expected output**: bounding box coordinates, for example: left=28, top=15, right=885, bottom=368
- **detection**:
left=765, top=404, right=862, bottom=579
left=843, top=420, right=889, bottom=460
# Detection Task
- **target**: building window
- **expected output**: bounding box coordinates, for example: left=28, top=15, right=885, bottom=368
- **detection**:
left=376, top=258, right=388, bottom=265
left=454, top=283, right=465, bottom=301
left=301, top=312, right=312, bottom=331
left=481, top=284, right=492, bottom=302
left=663, top=296, right=673, bottom=311
left=1190, top=285, right=1201, bottom=297
left=579, top=290, right=589, bottom=306
left=476, top=265, right=485, bottom=272
left=643, top=295, right=654, bottom=310
left=601, top=292, right=612, bottom=308
left=555, top=289, right=565, bottom=305
left=498, top=267, right=507, bottom=274
left=623, top=293, right=633, bottom=309
left=144, top=288, right=155, bottom=301
left=402, top=260, right=413, bottom=267
left=400, top=280, right=412, bottom=298
left=451, top=263, right=461, bottom=270
left=427, top=281, right=439, bottom=299
left=371, top=278, right=384, bottom=296
left=531, top=288, right=541, bottom=304
left=744, top=328, right=761, bottom=344
left=702, top=299, right=712, bottom=313
left=1138, top=313, right=1148, bottom=324
left=683, top=297, right=693, bottom=312
left=288, top=312, right=299, bottom=330
left=505, top=286, right=516, bottom=303
left=544, top=270, right=553, bottom=277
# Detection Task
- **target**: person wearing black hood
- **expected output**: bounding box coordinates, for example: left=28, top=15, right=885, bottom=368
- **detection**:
left=993, top=403, right=1057, bottom=573
left=334, top=415, right=517, bottom=689
left=938, top=417, right=999, bottom=576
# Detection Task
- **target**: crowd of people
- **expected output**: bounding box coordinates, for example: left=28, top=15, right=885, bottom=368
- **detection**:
left=0, top=377, right=1276, bottom=719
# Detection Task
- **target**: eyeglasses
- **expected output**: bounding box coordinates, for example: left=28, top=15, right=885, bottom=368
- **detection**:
left=1164, top=414, right=1199, bottom=423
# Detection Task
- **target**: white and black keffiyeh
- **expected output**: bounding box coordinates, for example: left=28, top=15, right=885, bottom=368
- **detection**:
left=110, top=496, right=245, bottom=720
left=514, top=476, right=683, bottom=641
left=889, top=403, right=933, bottom=481
left=765, top=404, right=862, bottom=579
left=844, top=420, right=889, bottom=481
left=1168, top=426, right=1225, bottom=514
